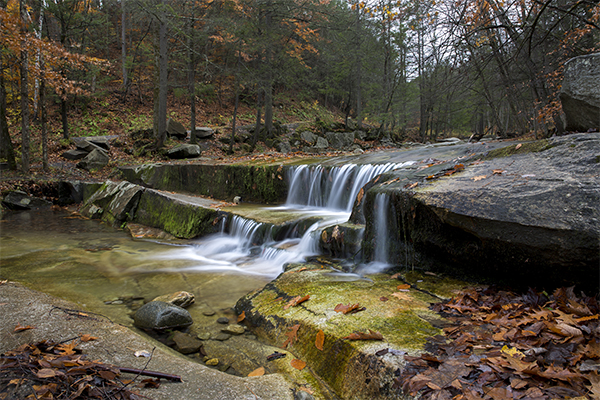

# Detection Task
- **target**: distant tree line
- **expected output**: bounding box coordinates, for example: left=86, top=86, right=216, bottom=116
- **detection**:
left=1, top=0, right=598, bottom=171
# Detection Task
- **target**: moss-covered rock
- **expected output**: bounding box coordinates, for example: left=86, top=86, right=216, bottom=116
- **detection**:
left=133, top=189, right=221, bottom=238
left=120, top=163, right=288, bottom=204
left=236, top=263, right=450, bottom=399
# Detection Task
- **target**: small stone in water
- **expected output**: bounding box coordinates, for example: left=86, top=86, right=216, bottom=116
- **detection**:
left=222, top=324, right=245, bottom=335
left=217, top=317, right=229, bottom=324
left=214, top=333, right=231, bottom=341
left=202, top=310, right=216, bottom=316
left=205, top=358, right=219, bottom=366
left=197, top=332, right=211, bottom=340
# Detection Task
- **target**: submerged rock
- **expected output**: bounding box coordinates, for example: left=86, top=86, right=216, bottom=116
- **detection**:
left=172, top=331, right=202, bottom=354
left=152, top=291, right=195, bottom=308
left=133, top=301, right=193, bottom=330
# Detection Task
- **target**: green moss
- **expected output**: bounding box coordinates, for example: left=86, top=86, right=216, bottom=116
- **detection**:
left=133, top=190, right=219, bottom=238
left=482, top=139, right=551, bottom=160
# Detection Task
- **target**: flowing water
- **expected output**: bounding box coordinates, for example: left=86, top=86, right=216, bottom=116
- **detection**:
left=0, top=161, right=417, bottom=328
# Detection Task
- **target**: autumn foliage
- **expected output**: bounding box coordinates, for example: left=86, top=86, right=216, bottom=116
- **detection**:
left=398, top=286, right=600, bottom=399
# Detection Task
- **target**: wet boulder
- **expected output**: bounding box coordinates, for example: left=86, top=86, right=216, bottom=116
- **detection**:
left=133, top=301, right=193, bottom=330
left=80, top=180, right=144, bottom=226
left=560, top=53, right=600, bottom=132
left=172, top=331, right=202, bottom=354
left=1, top=190, right=52, bottom=210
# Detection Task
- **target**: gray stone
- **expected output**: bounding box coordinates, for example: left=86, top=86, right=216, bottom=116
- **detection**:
left=172, top=331, right=202, bottom=354
left=61, top=149, right=89, bottom=160
left=276, top=140, right=292, bottom=153
left=217, top=317, right=230, bottom=324
left=167, top=118, right=187, bottom=139
left=325, top=131, right=355, bottom=150
left=133, top=301, right=193, bottom=330
left=76, top=148, right=109, bottom=171
left=191, top=127, right=215, bottom=141
left=1, top=191, right=52, bottom=210
left=80, top=181, right=144, bottom=225
left=167, top=144, right=201, bottom=159
left=72, top=137, right=109, bottom=153
left=214, top=333, right=231, bottom=341
left=300, top=131, right=317, bottom=145
left=152, top=291, right=195, bottom=308
left=354, top=130, right=367, bottom=140
left=560, top=53, right=600, bottom=132
left=222, top=324, right=245, bottom=335
left=314, top=136, right=328, bottom=149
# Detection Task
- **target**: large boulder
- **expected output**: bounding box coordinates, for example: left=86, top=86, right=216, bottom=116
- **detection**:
left=560, top=53, right=600, bottom=132
left=76, top=148, right=109, bottom=171
left=167, top=118, right=187, bottom=139
left=191, top=127, right=214, bottom=142
left=325, top=131, right=355, bottom=150
left=133, top=301, right=193, bottom=330
left=80, top=180, right=144, bottom=226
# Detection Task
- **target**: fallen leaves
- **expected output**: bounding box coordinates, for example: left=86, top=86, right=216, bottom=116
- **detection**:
left=315, top=330, right=324, bottom=351
left=334, top=303, right=365, bottom=314
left=282, top=324, right=300, bottom=348
left=290, top=359, right=306, bottom=370
left=397, top=286, right=600, bottom=399
left=237, top=311, right=246, bottom=323
left=471, top=175, right=487, bottom=181
left=283, top=295, right=310, bottom=310
left=343, top=329, right=384, bottom=341
left=492, top=169, right=506, bottom=175
left=14, top=323, right=35, bottom=332
left=248, top=367, right=265, bottom=377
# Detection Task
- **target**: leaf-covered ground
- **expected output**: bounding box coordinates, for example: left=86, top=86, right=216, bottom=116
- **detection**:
left=398, top=287, right=600, bottom=400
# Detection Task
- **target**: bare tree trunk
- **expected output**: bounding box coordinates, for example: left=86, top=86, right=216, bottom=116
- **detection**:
left=0, top=60, right=17, bottom=170
left=20, top=0, right=30, bottom=172
left=252, top=88, right=262, bottom=151
left=154, top=1, right=168, bottom=149
left=40, top=68, right=48, bottom=171
left=187, top=17, right=196, bottom=143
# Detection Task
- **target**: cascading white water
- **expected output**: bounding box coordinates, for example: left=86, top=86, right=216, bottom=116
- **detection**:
left=373, top=193, right=389, bottom=264
left=285, top=162, right=405, bottom=212
left=161, top=161, right=415, bottom=278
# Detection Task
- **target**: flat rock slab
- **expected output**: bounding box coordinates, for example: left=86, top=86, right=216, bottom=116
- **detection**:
left=235, top=263, right=463, bottom=399
left=368, top=132, right=600, bottom=290
left=0, top=282, right=295, bottom=400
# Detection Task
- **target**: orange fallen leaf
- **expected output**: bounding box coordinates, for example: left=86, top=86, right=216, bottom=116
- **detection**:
left=397, top=284, right=410, bottom=290
left=35, top=369, right=57, bottom=379
left=291, top=359, right=306, bottom=370
left=492, top=169, right=505, bottom=175
left=334, top=303, right=362, bottom=314
left=315, top=330, right=324, bottom=351
left=237, top=311, right=246, bottom=323
left=283, top=295, right=310, bottom=310
left=14, top=323, right=35, bottom=332
left=380, top=297, right=389, bottom=302
left=472, top=175, right=487, bottom=181
left=248, top=367, right=265, bottom=377
left=515, top=143, right=522, bottom=149
left=79, top=334, right=98, bottom=342
left=342, top=329, right=384, bottom=340
left=391, top=292, right=412, bottom=301
left=282, top=324, right=300, bottom=348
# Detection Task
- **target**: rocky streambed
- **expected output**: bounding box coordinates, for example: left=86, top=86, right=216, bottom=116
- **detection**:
left=1, top=133, right=599, bottom=399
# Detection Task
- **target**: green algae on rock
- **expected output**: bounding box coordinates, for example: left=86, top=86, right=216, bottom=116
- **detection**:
left=236, top=262, right=450, bottom=399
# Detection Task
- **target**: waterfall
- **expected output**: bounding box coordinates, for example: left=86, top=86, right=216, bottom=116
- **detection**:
left=285, top=163, right=407, bottom=212
left=165, top=161, right=414, bottom=277
left=373, top=193, right=389, bottom=264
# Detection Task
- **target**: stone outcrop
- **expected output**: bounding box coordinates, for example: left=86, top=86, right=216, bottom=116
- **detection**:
left=352, top=133, right=600, bottom=291
left=560, top=53, right=600, bottom=132
left=77, top=148, right=109, bottom=171
left=191, top=127, right=215, bottom=141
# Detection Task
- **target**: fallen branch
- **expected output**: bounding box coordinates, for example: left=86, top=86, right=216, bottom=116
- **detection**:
left=118, top=367, right=182, bottom=382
